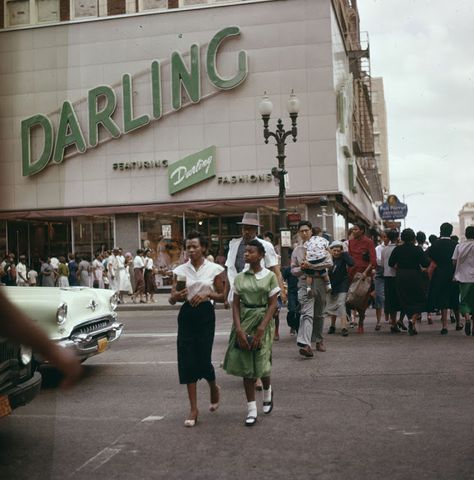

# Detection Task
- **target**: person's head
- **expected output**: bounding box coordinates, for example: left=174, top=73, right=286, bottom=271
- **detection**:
left=136, top=249, right=144, bottom=256
left=347, top=227, right=355, bottom=239
left=352, top=223, right=366, bottom=239
left=440, top=222, right=453, bottom=237
left=379, top=231, right=388, bottom=245
left=429, top=234, right=438, bottom=245
left=451, top=235, right=459, bottom=244
left=59, top=256, right=66, bottom=263
left=401, top=228, right=416, bottom=244
left=263, top=231, right=274, bottom=244
left=145, top=249, right=153, bottom=257
left=185, top=231, right=207, bottom=261
left=387, top=229, right=400, bottom=244
left=329, top=240, right=343, bottom=258
left=244, top=239, right=266, bottom=266
left=113, top=248, right=119, bottom=255
left=416, top=231, right=426, bottom=246
left=297, top=220, right=313, bottom=243
left=19, top=255, right=26, bottom=263
left=237, top=213, right=261, bottom=243
left=312, top=226, right=322, bottom=236
left=465, top=226, right=474, bottom=239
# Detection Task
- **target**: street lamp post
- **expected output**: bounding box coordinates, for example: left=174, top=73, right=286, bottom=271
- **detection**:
left=258, top=91, right=300, bottom=267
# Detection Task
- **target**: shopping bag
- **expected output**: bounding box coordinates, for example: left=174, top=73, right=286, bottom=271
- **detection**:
left=346, top=272, right=372, bottom=310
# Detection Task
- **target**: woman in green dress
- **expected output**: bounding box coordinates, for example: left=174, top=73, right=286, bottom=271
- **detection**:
left=223, top=239, right=280, bottom=426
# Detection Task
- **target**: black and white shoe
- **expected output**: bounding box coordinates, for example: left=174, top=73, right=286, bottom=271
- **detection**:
left=245, top=414, right=257, bottom=426
left=263, top=390, right=273, bottom=415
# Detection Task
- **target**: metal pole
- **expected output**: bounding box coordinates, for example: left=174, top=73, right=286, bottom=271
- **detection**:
left=277, top=142, right=288, bottom=267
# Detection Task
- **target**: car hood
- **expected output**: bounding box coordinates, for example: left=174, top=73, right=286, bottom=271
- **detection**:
left=2, top=287, right=117, bottom=339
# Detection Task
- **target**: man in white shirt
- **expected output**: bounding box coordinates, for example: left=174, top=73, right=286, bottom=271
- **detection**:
left=374, top=232, right=388, bottom=330
left=224, top=212, right=286, bottom=307
left=16, top=255, right=28, bottom=286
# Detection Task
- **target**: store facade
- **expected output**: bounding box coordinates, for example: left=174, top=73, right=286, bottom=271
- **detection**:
left=0, top=0, right=380, bottom=264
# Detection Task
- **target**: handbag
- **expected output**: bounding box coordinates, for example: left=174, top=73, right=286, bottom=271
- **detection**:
left=346, top=266, right=372, bottom=310
left=234, top=334, right=261, bottom=351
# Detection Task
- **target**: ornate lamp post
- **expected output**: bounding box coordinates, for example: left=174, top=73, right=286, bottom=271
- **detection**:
left=258, top=91, right=300, bottom=267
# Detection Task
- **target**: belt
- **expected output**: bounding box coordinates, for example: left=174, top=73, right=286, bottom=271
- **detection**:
left=242, top=303, right=267, bottom=309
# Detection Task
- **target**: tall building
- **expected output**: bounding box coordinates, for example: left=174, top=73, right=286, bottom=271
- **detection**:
left=0, top=0, right=384, bottom=262
left=371, top=77, right=389, bottom=194
left=459, top=202, right=474, bottom=238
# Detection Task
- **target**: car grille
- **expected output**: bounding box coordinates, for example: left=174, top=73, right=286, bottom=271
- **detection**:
left=71, top=318, right=111, bottom=336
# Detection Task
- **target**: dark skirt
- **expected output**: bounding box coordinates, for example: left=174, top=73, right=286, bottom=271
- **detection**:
left=133, top=268, right=145, bottom=293
left=384, top=276, right=400, bottom=314
left=428, top=266, right=459, bottom=310
left=177, top=301, right=216, bottom=385
left=144, top=269, right=156, bottom=294
left=396, top=269, right=427, bottom=317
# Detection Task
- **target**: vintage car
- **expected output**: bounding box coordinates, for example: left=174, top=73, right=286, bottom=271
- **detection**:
left=0, top=337, right=42, bottom=418
left=3, top=287, right=123, bottom=363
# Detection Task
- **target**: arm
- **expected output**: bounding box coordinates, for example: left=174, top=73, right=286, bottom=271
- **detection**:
left=291, top=249, right=303, bottom=277
left=388, top=248, right=398, bottom=268
left=269, top=264, right=287, bottom=304
left=223, top=267, right=230, bottom=309
left=232, top=292, right=250, bottom=350
left=251, top=293, right=278, bottom=350
left=0, top=290, right=82, bottom=388
left=210, top=271, right=226, bottom=303
left=343, top=252, right=355, bottom=267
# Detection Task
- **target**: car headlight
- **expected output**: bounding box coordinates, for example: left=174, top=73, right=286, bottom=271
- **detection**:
left=56, top=302, right=68, bottom=325
left=110, top=293, right=119, bottom=311
left=19, top=345, right=32, bottom=365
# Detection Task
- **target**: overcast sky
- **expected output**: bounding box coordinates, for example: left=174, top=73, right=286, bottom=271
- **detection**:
left=357, top=0, right=474, bottom=236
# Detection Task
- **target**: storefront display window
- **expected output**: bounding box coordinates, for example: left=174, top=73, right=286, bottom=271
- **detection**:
left=73, top=216, right=114, bottom=260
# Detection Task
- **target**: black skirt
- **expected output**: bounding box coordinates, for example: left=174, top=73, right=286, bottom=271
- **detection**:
left=384, top=277, right=400, bottom=314
left=177, top=301, right=216, bottom=385
left=396, top=269, right=428, bottom=316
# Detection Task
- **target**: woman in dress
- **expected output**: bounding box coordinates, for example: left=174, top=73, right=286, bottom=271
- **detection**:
left=223, top=239, right=280, bottom=426
left=132, top=249, right=146, bottom=303
left=144, top=249, right=157, bottom=303
left=92, top=252, right=104, bottom=289
left=77, top=257, right=91, bottom=287
left=388, top=229, right=430, bottom=335
left=68, top=253, right=78, bottom=286
left=169, top=231, right=225, bottom=427
left=57, top=256, right=70, bottom=287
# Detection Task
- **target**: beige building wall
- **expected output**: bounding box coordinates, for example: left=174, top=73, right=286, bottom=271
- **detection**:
left=459, top=202, right=474, bottom=238
left=371, top=77, right=389, bottom=194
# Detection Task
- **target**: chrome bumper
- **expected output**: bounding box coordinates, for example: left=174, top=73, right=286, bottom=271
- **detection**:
left=57, top=321, right=124, bottom=360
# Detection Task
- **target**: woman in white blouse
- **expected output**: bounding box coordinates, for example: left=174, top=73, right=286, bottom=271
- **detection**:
left=169, top=231, right=225, bottom=427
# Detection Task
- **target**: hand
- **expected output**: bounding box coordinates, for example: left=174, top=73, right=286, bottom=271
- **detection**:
left=189, top=292, right=209, bottom=307
left=236, top=330, right=250, bottom=350
left=300, top=260, right=310, bottom=269
left=250, top=328, right=264, bottom=350
left=174, top=288, right=188, bottom=303
left=280, top=290, right=287, bottom=305
left=47, top=347, right=82, bottom=389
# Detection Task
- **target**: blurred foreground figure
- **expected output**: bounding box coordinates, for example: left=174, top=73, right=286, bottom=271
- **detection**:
left=0, top=290, right=82, bottom=388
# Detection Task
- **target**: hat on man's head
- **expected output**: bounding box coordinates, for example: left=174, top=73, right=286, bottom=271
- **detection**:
left=237, top=212, right=262, bottom=227
left=329, top=240, right=343, bottom=249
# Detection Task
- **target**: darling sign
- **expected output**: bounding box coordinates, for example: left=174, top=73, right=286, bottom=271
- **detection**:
left=21, top=26, right=248, bottom=177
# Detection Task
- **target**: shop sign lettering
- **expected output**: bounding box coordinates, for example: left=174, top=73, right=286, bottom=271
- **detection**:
left=168, top=146, right=216, bottom=195
left=217, top=174, right=273, bottom=184
left=21, top=26, right=248, bottom=177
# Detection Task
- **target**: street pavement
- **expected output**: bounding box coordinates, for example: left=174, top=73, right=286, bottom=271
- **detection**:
left=1, top=302, right=473, bottom=480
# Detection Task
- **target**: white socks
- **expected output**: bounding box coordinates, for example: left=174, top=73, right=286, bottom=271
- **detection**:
left=247, top=401, right=257, bottom=418
left=263, top=385, right=272, bottom=402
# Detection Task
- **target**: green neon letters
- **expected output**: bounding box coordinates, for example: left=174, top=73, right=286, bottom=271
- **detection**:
left=21, top=26, right=248, bottom=177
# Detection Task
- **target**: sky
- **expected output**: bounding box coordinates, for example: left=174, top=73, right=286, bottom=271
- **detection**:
left=357, top=0, right=474, bottom=236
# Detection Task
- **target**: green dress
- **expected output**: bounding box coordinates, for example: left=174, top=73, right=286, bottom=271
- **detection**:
left=223, top=268, right=280, bottom=378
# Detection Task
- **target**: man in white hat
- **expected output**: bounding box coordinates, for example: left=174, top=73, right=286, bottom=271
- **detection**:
left=225, top=212, right=286, bottom=307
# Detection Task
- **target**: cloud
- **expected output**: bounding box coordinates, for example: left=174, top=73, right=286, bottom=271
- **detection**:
left=358, top=0, right=474, bottom=234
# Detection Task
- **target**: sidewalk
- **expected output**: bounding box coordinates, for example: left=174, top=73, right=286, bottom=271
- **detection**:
left=117, top=293, right=228, bottom=311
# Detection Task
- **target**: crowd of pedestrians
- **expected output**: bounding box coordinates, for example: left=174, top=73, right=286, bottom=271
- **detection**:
left=1, top=213, right=473, bottom=428
left=0, top=248, right=159, bottom=304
